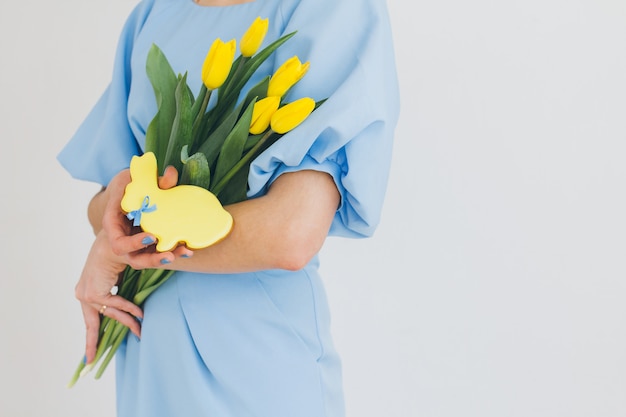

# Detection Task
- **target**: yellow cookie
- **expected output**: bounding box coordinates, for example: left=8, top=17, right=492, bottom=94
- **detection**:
left=121, top=152, right=233, bottom=252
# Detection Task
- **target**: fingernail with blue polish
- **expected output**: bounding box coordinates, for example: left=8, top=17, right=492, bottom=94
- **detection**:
left=141, top=236, right=155, bottom=245
left=160, top=258, right=171, bottom=265
left=136, top=317, right=143, bottom=324
left=181, top=254, right=191, bottom=258
left=82, top=355, right=87, bottom=364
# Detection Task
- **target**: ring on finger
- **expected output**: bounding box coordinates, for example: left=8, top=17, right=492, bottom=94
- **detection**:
left=99, top=305, right=107, bottom=315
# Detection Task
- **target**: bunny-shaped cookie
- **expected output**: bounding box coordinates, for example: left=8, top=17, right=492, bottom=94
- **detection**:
left=121, top=152, right=233, bottom=252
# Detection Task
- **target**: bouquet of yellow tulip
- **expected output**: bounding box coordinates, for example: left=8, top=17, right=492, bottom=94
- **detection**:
left=68, top=16, right=322, bottom=387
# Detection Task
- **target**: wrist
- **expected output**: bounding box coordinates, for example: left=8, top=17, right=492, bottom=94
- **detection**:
left=97, top=230, right=128, bottom=266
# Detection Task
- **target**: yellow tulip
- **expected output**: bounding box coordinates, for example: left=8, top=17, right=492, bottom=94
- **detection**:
left=270, top=97, right=315, bottom=134
left=267, top=56, right=310, bottom=97
left=201, top=38, right=236, bottom=89
left=249, top=96, right=280, bottom=134
left=240, top=17, right=269, bottom=57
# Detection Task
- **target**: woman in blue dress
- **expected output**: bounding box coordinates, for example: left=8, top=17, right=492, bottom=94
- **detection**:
left=58, top=0, right=399, bottom=415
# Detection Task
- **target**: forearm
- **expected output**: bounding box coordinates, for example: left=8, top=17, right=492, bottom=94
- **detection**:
left=88, top=170, right=132, bottom=235
left=166, top=170, right=340, bottom=273
left=88, top=187, right=107, bottom=234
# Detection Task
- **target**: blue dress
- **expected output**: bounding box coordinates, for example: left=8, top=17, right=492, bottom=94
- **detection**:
left=58, top=0, right=399, bottom=415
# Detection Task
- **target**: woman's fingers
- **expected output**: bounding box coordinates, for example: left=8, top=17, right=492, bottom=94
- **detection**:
left=158, top=165, right=178, bottom=189
left=101, top=170, right=138, bottom=256
left=124, top=249, right=175, bottom=270
left=81, top=294, right=144, bottom=363
left=109, top=231, right=158, bottom=257
left=99, top=304, right=142, bottom=339
left=172, top=245, right=194, bottom=259
left=101, top=293, right=144, bottom=321
left=81, top=304, right=101, bottom=364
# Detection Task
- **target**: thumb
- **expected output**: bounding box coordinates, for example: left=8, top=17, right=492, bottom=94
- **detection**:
left=158, top=165, right=179, bottom=189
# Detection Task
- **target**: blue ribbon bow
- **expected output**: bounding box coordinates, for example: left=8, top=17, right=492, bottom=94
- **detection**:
left=126, top=196, right=157, bottom=226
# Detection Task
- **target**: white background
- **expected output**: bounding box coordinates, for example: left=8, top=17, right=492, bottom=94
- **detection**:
left=1, top=0, right=625, bottom=416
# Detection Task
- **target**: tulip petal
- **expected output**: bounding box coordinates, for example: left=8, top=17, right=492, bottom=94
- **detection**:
left=249, top=96, right=280, bottom=135
left=270, top=97, right=316, bottom=134
left=202, top=38, right=236, bottom=89
left=240, top=16, right=269, bottom=57
left=267, top=56, right=310, bottom=98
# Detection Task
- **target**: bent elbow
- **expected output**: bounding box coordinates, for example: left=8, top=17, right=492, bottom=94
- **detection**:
left=278, top=252, right=313, bottom=271
left=273, top=230, right=325, bottom=271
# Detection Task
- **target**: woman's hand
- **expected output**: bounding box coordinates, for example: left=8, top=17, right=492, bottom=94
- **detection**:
left=101, top=166, right=193, bottom=268
left=77, top=165, right=192, bottom=363
left=75, top=230, right=143, bottom=364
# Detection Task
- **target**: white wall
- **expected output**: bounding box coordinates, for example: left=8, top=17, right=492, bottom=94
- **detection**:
left=1, top=1, right=625, bottom=416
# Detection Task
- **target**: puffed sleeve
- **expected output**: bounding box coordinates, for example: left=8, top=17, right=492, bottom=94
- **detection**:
left=56, top=0, right=154, bottom=186
left=247, top=0, right=400, bottom=238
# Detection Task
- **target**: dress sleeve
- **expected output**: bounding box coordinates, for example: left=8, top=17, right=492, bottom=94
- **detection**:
left=247, top=0, right=400, bottom=238
left=56, top=0, right=153, bottom=187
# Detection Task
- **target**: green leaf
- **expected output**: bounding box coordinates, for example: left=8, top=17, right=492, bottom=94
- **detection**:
left=196, top=99, right=245, bottom=169
left=217, top=162, right=250, bottom=205
left=180, top=146, right=211, bottom=189
left=211, top=130, right=275, bottom=196
left=190, top=85, right=211, bottom=149
left=145, top=44, right=179, bottom=174
left=191, top=84, right=208, bottom=120
left=211, top=98, right=256, bottom=189
left=251, top=131, right=282, bottom=158
left=182, top=76, right=195, bottom=104
left=163, top=73, right=194, bottom=174
left=243, top=133, right=264, bottom=152
left=218, top=55, right=245, bottom=99
left=240, top=76, right=270, bottom=116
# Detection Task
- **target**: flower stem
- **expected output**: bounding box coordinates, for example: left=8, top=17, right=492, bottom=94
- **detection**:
left=133, top=270, right=175, bottom=305
left=138, top=268, right=166, bottom=291
left=95, top=326, right=130, bottom=380
left=220, top=56, right=249, bottom=100
left=212, top=130, right=273, bottom=195
left=192, top=86, right=212, bottom=147
left=67, top=357, right=87, bottom=388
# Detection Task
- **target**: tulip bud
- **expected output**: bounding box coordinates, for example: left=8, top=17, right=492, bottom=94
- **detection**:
left=201, top=38, right=236, bottom=89
left=270, top=97, right=315, bottom=134
left=267, top=56, right=310, bottom=97
left=240, top=17, right=269, bottom=57
left=249, top=96, right=281, bottom=134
